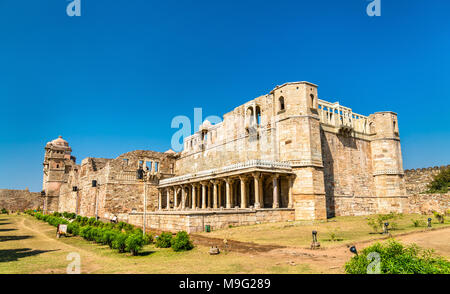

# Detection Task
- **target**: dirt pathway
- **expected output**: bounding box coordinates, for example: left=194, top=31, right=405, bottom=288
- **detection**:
left=0, top=216, right=105, bottom=273
left=192, top=226, right=450, bottom=274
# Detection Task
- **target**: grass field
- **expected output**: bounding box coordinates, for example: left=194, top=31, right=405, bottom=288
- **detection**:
left=0, top=214, right=314, bottom=274
left=0, top=213, right=448, bottom=274
left=198, top=213, right=450, bottom=248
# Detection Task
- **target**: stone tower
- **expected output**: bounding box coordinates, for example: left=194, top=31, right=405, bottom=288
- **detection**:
left=272, top=82, right=326, bottom=220
left=369, top=112, right=408, bottom=213
left=42, top=136, right=75, bottom=212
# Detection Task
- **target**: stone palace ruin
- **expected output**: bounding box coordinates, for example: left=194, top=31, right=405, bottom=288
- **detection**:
left=41, top=81, right=410, bottom=232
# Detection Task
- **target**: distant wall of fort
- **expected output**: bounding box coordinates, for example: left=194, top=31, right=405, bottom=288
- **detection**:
left=404, top=165, right=449, bottom=195
left=404, top=165, right=449, bottom=214
left=0, top=189, right=42, bottom=212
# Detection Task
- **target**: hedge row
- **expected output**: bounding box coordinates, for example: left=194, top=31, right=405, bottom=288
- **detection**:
left=27, top=211, right=194, bottom=254
left=28, top=211, right=152, bottom=256
left=155, top=231, right=194, bottom=252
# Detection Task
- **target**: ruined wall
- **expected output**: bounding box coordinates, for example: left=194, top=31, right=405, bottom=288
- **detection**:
left=408, top=193, right=449, bottom=214
left=0, top=189, right=42, bottom=211
left=404, top=165, right=449, bottom=195
left=56, top=150, right=176, bottom=218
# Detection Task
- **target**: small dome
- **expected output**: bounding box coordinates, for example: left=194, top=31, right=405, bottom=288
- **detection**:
left=51, top=136, right=69, bottom=147
left=199, top=120, right=212, bottom=132
left=164, top=149, right=176, bottom=155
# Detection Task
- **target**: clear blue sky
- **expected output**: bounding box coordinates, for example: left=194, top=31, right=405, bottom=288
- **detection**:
left=0, top=0, right=449, bottom=192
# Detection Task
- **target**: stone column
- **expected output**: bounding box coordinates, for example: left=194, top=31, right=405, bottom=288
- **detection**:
left=173, top=187, right=178, bottom=209
left=201, top=182, right=207, bottom=209
left=259, top=175, right=264, bottom=208
left=218, top=181, right=223, bottom=208
left=212, top=180, right=218, bottom=209
left=253, top=172, right=261, bottom=209
left=225, top=179, right=232, bottom=209
left=239, top=176, right=248, bottom=209
left=273, top=175, right=279, bottom=208
left=288, top=175, right=294, bottom=208
left=208, top=183, right=212, bottom=208
left=158, top=189, right=162, bottom=210
left=191, top=184, right=196, bottom=209
left=181, top=186, right=186, bottom=210
left=166, top=188, right=171, bottom=210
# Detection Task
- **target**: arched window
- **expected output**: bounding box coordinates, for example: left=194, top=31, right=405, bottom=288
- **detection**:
left=256, top=106, right=261, bottom=125
left=279, top=96, right=285, bottom=111
left=310, top=94, right=315, bottom=108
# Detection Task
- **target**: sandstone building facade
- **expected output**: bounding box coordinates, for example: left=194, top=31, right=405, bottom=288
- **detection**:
left=42, top=81, right=411, bottom=232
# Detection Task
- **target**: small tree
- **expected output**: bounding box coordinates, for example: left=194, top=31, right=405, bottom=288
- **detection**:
left=125, top=234, right=145, bottom=256
left=427, top=167, right=450, bottom=194
left=112, top=233, right=128, bottom=253
left=171, top=231, right=194, bottom=252
left=155, top=232, right=173, bottom=248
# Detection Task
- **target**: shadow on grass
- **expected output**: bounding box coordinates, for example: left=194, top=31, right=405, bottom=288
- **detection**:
left=137, top=250, right=156, bottom=257
left=0, top=248, right=59, bottom=263
left=0, top=235, right=33, bottom=243
left=0, top=228, right=17, bottom=232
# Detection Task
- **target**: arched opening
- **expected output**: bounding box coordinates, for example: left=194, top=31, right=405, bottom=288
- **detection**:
left=256, top=106, right=261, bottom=125
left=279, top=96, right=285, bottom=111
left=310, top=94, right=315, bottom=108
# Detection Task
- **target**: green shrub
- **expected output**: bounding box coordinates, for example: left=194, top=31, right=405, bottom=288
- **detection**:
left=67, top=223, right=80, bottom=236
left=433, top=211, right=445, bottom=224
left=102, top=230, right=119, bottom=248
left=412, top=219, right=425, bottom=228
left=345, top=239, right=450, bottom=274
left=426, top=167, right=450, bottom=194
left=125, top=234, right=145, bottom=255
left=112, top=233, right=128, bottom=253
left=171, top=231, right=194, bottom=252
left=367, top=213, right=400, bottom=233
left=1, top=208, right=9, bottom=214
left=155, top=232, right=173, bottom=248
left=80, top=226, right=93, bottom=241
left=143, top=233, right=153, bottom=245
left=87, top=217, right=97, bottom=226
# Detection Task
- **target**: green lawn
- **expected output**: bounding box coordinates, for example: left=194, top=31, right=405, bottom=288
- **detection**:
left=0, top=214, right=315, bottom=274
left=198, top=213, right=450, bottom=248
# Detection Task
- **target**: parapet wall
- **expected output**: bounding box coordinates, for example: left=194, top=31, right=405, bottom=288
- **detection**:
left=404, top=165, right=449, bottom=195
left=0, top=189, right=42, bottom=212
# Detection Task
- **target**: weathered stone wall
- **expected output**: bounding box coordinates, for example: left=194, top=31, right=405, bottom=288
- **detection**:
left=56, top=150, right=176, bottom=218
left=408, top=193, right=449, bottom=214
left=0, top=189, right=42, bottom=211
left=321, top=129, right=376, bottom=217
left=404, top=165, right=449, bottom=195
left=128, top=209, right=295, bottom=233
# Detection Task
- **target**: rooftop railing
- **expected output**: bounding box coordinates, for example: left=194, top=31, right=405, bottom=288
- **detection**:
left=318, top=99, right=370, bottom=134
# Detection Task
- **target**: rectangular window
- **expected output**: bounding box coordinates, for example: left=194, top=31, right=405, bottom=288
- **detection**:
left=123, top=158, right=129, bottom=166
left=146, top=161, right=152, bottom=171
left=139, top=160, right=144, bottom=168
left=154, top=162, right=159, bottom=172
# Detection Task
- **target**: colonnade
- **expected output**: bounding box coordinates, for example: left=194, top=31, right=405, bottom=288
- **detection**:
left=158, top=172, right=294, bottom=211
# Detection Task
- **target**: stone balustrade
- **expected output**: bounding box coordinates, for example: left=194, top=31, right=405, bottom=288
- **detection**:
left=318, top=99, right=370, bottom=135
